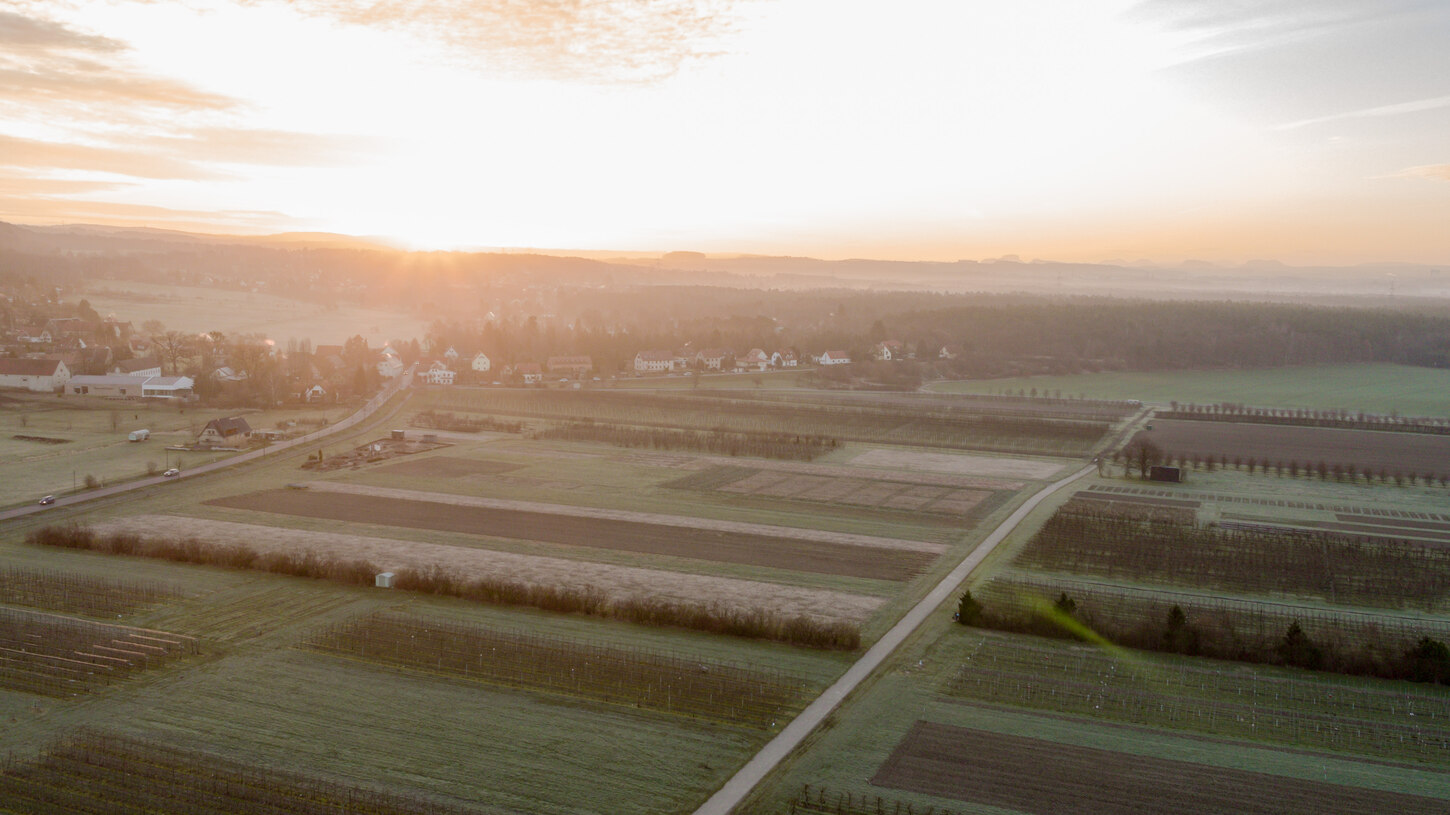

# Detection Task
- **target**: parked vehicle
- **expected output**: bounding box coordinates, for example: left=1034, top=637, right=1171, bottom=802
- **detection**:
left=162, top=468, right=180, bottom=477
left=128, top=429, right=150, bottom=442
left=38, top=495, right=55, bottom=505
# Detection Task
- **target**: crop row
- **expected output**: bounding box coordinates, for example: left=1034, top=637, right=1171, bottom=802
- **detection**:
left=0, top=608, right=196, bottom=697
left=0, top=730, right=485, bottom=814
left=0, top=567, right=180, bottom=617
left=945, top=633, right=1450, bottom=763
left=1016, top=506, right=1450, bottom=611
left=789, top=785, right=969, bottom=815
left=305, top=612, right=806, bottom=729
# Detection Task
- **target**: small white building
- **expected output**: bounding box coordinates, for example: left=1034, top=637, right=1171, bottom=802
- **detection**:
left=634, top=350, right=677, bottom=373
left=422, top=362, right=455, bottom=385
left=376, top=353, right=404, bottom=379
left=818, top=350, right=851, bottom=365
left=471, top=352, right=492, bottom=373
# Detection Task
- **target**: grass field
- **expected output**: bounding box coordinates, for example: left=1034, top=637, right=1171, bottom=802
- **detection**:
left=79, top=280, right=427, bottom=347
left=0, top=393, right=346, bottom=504
left=927, top=363, right=1450, bottom=417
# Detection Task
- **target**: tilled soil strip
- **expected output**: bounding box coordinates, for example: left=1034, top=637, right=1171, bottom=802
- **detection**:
left=305, top=482, right=946, bottom=554
left=207, top=489, right=936, bottom=582
left=871, top=720, right=1450, bottom=815
left=93, top=515, right=883, bottom=624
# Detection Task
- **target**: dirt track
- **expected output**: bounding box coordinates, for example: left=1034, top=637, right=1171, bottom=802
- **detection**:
left=207, top=488, right=937, bottom=581
left=872, top=720, right=1450, bottom=815
left=92, top=515, right=883, bottom=624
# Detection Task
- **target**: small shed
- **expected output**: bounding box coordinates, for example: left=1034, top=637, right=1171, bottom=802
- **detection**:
left=391, top=429, right=405, bottom=440
left=1149, top=465, right=1184, bottom=483
left=375, top=572, right=396, bottom=588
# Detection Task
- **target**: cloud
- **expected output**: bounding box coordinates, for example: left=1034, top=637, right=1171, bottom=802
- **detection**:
left=0, top=9, right=233, bottom=114
left=0, top=8, right=123, bottom=52
left=0, top=133, right=222, bottom=179
left=1274, top=93, right=1450, bottom=130
left=142, top=128, right=385, bottom=167
left=1389, top=163, right=1450, bottom=182
left=1127, top=0, right=1431, bottom=54
left=0, top=194, right=293, bottom=231
left=0, top=174, right=130, bottom=196
left=238, top=0, right=748, bottom=83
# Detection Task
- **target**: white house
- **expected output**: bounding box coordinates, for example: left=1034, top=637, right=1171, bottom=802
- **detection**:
left=443, top=346, right=460, bottom=364
left=376, top=352, right=404, bottom=379
left=770, top=349, right=798, bottom=367
left=0, top=358, right=71, bottom=392
left=471, top=352, right=492, bottom=373
left=514, top=362, right=544, bottom=384
left=198, top=416, right=252, bottom=446
left=873, top=340, right=905, bottom=361
left=634, top=350, right=677, bottom=373
left=422, top=361, right=455, bottom=385
left=737, top=348, right=769, bottom=371
left=819, top=350, right=851, bottom=365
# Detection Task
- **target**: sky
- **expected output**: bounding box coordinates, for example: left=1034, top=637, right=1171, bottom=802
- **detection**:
left=0, top=0, right=1447, bottom=264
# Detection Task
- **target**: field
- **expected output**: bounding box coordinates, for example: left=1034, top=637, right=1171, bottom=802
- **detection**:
left=90, top=514, right=885, bottom=626
left=306, top=612, right=807, bottom=729
left=205, top=487, right=939, bottom=581
left=872, top=720, right=1450, bottom=815
left=927, top=363, right=1450, bottom=416
left=0, top=392, right=347, bottom=504
left=0, top=566, right=180, bottom=617
left=79, top=280, right=427, bottom=347
left=0, top=730, right=489, bottom=815
left=0, top=380, right=1074, bottom=813
left=1132, top=418, right=1450, bottom=480
left=0, top=608, right=196, bottom=697
left=424, top=388, right=1111, bottom=456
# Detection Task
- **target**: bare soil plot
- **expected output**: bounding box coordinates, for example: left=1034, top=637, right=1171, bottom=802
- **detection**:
left=374, top=456, right=525, bottom=477
left=93, top=516, right=883, bottom=624
left=871, top=721, right=1450, bottom=815
left=1137, top=419, right=1450, bottom=476
left=850, top=448, right=1063, bottom=480
left=208, top=489, right=934, bottom=581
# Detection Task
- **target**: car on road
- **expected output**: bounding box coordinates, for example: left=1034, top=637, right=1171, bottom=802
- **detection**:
left=162, top=468, right=181, bottom=477
left=38, top=495, right=55, bottom=505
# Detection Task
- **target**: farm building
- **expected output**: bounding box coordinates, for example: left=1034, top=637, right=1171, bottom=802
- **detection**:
left=68, top=374, right=193, bottom=399
left=695, top=348, right=730, bottom=369
left=0, top=357, right=71, bottom=392
left=818, top=350, right=851, bottom=365
left=513, top=362, right=544, bottom=384
left=634, top=350, right=678, bottom=373
left=771, top=349, right=798, bottom=367
left=199, top=416, right=253, bottom=446
left=1149, top=465, right=1185, bottom=483
left=547, top=355, right=593, bottom=377
left=110, top=357, right=162, bottom=377
left=140, top=376, right=193, bottom=399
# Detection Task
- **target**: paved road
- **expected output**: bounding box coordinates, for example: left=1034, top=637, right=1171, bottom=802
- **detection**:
left=0, top=366, right=414, bottom=522
left=692, top=462, right=1095, bottom=815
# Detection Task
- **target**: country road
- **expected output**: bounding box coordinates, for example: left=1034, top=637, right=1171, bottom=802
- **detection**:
left=692, top=461, right=1095, bottom=815
left=0, top=365, right=414, bottom=523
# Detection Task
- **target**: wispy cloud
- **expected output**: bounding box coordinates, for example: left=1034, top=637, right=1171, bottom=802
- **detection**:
left=0, top=133, right=221, bottom=179
left=237, top=0, right=748, bottom=83
left=1127, top=0, right=1432, bottom=56
left=1274, top=93, right=1450, bottom=130
left=0, top=193, right=293, bottom=230
left=142, top=128, right=385, bottom=167
left=0, top=8, right=122, bottom=52
left=1388, top=163, right=1450, bottom=182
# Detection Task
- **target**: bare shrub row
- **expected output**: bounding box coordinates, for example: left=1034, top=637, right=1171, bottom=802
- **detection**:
left=535, top=420, right=839, bottom=460
left=957, top=586, right=1450, bottom=685
left=409, top=409, right=521, bottom=434
left=26, top=525, right=859, bottom=650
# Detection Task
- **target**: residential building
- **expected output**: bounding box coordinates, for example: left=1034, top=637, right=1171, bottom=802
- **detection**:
left=0, top=358, right=71, bottom=392
left=198, top=416, right=253, bottom=446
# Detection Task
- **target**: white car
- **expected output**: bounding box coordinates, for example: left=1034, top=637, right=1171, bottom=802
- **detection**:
left=162, top=468, right=181, bottom=477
